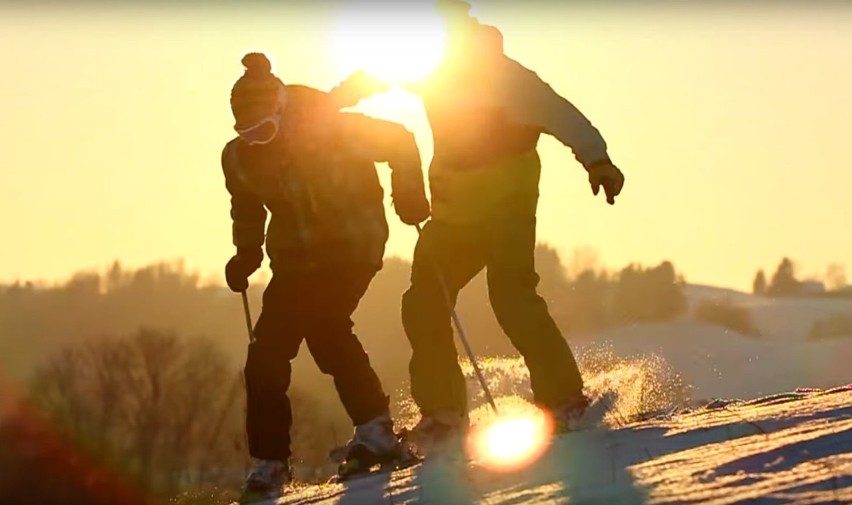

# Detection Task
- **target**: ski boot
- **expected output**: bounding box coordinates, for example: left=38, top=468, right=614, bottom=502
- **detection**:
left=551, top=392, right=614, bottom=433
left=332, top=414, right=420, bottom=482
left=237, top=458, right=291, bottom=504
left=401, top=411, right=469, bottom=459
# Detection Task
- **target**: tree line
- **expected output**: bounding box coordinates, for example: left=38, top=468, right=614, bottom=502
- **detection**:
left=752, top=258, right=850, bottom=297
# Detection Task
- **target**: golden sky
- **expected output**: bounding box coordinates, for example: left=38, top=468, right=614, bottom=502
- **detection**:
left=1, top=2, right=850, bottom=292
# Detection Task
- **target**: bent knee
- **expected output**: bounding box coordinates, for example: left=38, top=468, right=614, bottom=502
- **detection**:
left=308, top=336, right=370, bottom=376
left=489, top=282, right=543, bottom=310
left=245, top=342, right=292, bottom=388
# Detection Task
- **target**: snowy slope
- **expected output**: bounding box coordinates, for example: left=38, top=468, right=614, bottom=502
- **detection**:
left=595, top=321, right=852, bottom=400
left=581, top=286, right=852, bottom=400
left=682, top=284, right=852, bottom=342
left=265, top=384, right=851, bottom=505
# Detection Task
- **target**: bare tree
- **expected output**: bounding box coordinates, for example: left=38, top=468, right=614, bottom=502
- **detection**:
left=24, top=328, right=245, bottom=501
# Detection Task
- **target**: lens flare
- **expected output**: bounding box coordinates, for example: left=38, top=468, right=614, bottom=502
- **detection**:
left=468, top=410, right=553, bottom=472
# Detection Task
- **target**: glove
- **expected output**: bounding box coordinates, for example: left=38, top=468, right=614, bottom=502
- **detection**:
left=329, top=70, right=392, bottom=109
left=225, top=248, right=263, bottom=293
left=586, top=160, right=624, bottom=205
left=393, top=189, right=431, bottom=225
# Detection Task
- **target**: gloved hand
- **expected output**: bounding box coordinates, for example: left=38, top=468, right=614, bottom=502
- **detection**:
left=329, top=70, right=392, bottom=109
left=394, top=189, right=431, bottom=225
left=586, top=160, right=624, bottom=205
left=225, top=248, right=263, bottom=293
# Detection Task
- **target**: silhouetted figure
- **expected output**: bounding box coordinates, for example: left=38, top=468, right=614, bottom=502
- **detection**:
left=223, top=52, right=429, bottom=501
left=332, top=0, right=625, bottom=445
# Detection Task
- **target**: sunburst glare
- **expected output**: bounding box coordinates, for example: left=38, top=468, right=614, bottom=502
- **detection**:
left=332, top=4, right=447, bottom=85
left=468, top=399, right=554, bottom=472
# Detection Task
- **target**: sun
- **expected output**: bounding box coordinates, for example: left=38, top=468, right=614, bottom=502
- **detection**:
left=332, top=4, right=447, bottom=86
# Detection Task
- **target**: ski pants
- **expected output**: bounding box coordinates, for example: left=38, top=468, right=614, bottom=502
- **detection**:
left=244, top=265, right=388, bottom=461
left=401, top=217, right=584, bottom=416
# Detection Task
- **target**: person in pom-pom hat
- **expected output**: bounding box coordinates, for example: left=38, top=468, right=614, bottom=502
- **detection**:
left=223, top=52, right=429, bottom=502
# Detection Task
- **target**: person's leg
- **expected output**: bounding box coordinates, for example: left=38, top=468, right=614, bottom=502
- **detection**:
left=244, top=274, right=306, bottom=462
left=485, top=216, right=585, bottom=409
left=300, top=264, right=407, bottom=467
left=301, top=265, right=389, bottom=426
left=401, top=220, right=486, bottom=418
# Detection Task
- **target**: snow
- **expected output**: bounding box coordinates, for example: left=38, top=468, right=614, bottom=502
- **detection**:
left=595, top=320, right=852, bottom=400
left=254, top=287, right=852, bottom=504
left=584, top=287, right=852, bottom=400
left=266, top=384, right=851, bottom=504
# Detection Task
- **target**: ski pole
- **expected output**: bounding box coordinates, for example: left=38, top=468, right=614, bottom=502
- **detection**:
left=241, top=290, right=255, bottom=343
left=414, top=223, right=499, bottom=415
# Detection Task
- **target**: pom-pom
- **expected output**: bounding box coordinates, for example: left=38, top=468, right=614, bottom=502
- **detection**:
left=241, top=52, right=272, bottom=75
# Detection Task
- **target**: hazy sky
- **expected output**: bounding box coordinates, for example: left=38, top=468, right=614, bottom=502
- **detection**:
left=1, top=1, right=850, bottom=292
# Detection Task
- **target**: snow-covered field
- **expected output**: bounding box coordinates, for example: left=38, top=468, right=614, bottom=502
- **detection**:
left=269, top=384, right=851, bottom=504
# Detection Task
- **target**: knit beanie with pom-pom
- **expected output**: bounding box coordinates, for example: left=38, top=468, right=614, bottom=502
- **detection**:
left=230, top=52, right=287, bottom=130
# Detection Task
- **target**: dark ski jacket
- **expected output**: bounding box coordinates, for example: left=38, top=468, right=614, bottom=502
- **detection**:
left=221, top=86, right=426, bottom=272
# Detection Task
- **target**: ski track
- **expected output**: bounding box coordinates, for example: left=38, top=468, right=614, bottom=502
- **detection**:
left=269, top=385, right=851, bottom=505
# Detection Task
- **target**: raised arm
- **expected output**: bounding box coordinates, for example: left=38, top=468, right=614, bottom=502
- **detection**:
left=328, top=71, right=393, bottom=109
left=342, top=114, right=430, bottom=225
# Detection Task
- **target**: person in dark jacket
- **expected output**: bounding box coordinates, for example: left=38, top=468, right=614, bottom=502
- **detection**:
left=223, top=52, right=429, bottom=501
left=331, top=0, right=625, bottom=447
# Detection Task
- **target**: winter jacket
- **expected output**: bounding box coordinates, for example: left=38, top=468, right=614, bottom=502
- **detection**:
left=419, top=53, right=611, bottom=223
left=331, top=22, right=611, bottom=223
left=221, top=86, right=426, bottom=272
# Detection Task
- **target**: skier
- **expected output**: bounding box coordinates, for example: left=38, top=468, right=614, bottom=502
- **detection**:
left=331, top=0, right=625, bottom=448
left=223, top=52, right=429, bottom=501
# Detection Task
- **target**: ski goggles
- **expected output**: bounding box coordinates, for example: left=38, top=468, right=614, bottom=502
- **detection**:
left=235, top=114, right=281, bottom=146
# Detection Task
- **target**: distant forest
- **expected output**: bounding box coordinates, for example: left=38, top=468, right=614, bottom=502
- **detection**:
left=0, top=245, right=688, bottom=393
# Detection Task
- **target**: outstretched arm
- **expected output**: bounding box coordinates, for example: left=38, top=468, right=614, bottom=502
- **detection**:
left=328, top=71, right=393, bottom=109
left=342, top=114, right=430, bottom=225
left=497, top=57, right=624, bottom=204
left=499, top=57, right=610, bottom=168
